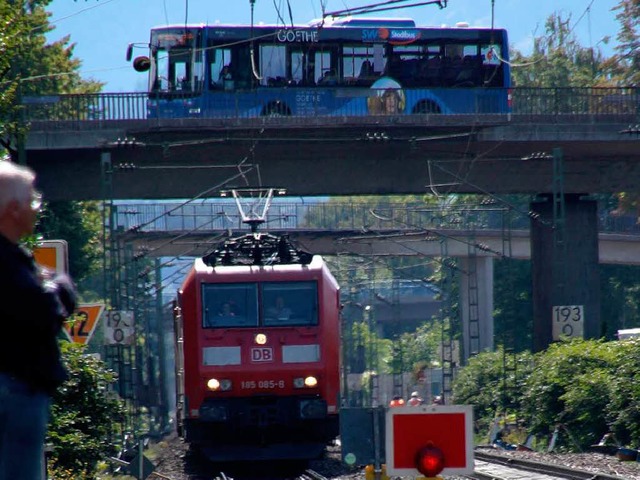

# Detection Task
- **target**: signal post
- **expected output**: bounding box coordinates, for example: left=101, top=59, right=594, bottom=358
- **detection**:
left=341, top=404, right=474, bottom=479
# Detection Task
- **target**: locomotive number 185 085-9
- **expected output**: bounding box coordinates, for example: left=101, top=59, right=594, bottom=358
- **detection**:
left=241, top=380, right=286, bottom=389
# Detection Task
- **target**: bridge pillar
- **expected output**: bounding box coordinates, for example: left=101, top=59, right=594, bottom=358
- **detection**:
left=530, top=194, right=600, bottom=352
left=459, top=256, right=494, bottom=362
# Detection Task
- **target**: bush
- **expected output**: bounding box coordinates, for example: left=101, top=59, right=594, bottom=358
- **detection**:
left=453, top=339, right=640, bottom=451
left=452, top=347, right=534, bottom=436
left=47, top=342, right=125, bottom=478
left=520, top=339, right=618, bottom=449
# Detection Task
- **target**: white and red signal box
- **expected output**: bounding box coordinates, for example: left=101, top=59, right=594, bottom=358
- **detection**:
left=385, top=404, right=474, bottom=477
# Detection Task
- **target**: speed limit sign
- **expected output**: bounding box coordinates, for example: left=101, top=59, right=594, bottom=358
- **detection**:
left=552, top=305, right=584, bottom=340
left=104, top=310, right=135, bottom=345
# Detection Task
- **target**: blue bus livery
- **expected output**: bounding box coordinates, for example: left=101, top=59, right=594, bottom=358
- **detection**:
left=128, top=17, right=511, bottom=119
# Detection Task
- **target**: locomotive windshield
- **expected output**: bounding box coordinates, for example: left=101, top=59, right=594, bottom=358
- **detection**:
left=202, top=281, right=318, bottom=328
left=262, top=282, right=318, bottom=327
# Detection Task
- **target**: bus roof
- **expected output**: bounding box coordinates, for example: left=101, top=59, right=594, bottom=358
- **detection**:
left=152, top=19, right=505, bottom=33
left=308, top=16, right=417, bottom=28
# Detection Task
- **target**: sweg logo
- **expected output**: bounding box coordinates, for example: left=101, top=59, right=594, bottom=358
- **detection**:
left=361, top=28, right=420, bottom=44
left=388, top=29, right=421, bottom=44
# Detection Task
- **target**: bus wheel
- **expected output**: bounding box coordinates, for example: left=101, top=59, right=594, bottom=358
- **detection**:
left=412, top=100, right=441, bottom=114
left=262, top=101, right=291, bottom=117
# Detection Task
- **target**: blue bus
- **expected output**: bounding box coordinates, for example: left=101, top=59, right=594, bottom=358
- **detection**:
left=127, top=17, right=511, bottom=119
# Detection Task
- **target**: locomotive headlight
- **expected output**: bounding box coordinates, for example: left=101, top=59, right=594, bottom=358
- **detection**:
left=294, top=376, right=318, bottom=388
left=206, top=378, right=232, bottom=391
left=299, top=398, right=327, bottom=419
left=255, top=333, right=267, bottom=345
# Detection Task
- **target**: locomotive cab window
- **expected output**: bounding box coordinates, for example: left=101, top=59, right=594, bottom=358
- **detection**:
left=202, top=283, right=258, bottom=328
left=262, top=281, right=318, bottom=327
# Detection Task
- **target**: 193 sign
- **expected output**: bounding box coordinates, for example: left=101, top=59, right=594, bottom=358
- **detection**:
left=552, top=305, right=584, bottom=340
left=104, top=310, right=135, bottom=345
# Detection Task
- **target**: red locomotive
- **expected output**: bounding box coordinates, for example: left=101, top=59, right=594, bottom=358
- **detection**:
left=174, top=232, right=341, bottom=461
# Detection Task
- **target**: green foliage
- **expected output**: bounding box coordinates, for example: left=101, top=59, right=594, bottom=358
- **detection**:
left=390, top=320, right=444, bottom=374
left=493, top=258, right=532, bottom=352
left=516, top=339, right=640, bottom=451
left=521, top=340, right=617, bottom=445
left=606, top=339, right=640, bottom=447
left=452, top=347, right=534, bottom=434
left=600, top=264, right=640, bottom=339
left=453, top=340, right=640, bottom=450
left=510, top=12, right=609, bottom=88
left=0, top=0, right=103, bottom=158
left=48, top=342, right=124, bottom=477
left=611, top=0, right=640, bottom=85
left=36, top=201, right=103, bottom=283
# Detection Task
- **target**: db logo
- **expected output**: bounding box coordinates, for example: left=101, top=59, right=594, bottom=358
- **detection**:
left=251, top=347, right=274, bottom=362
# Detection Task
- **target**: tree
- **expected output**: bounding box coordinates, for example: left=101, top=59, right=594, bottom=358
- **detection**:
left=510, top=12, right=610, bottom=88
left=37, top=201, right=103, bottom=285
left=0, top=0, right=103, bottom=158
left=611, top=0, right=640, bottom=85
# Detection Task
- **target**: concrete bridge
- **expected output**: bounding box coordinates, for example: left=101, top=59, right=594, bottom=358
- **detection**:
left=21, top=87, right=640, bottom=201
left=20, top=87, right=640, bottom=352
left=112, top=199, right=640, bottom=360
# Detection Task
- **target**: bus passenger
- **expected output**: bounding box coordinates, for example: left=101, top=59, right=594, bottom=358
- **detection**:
left=384, top=53, right=403, bottom=79
left=0, top=160, right=77, bottom=480
left=219, top=65, right=234, bottom=90
left=318, top=69, right=337, bottom=85
left=389, top=395, right=405, bottom=407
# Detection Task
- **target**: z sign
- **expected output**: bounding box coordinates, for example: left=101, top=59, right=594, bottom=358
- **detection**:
left=64, top=304, right=104, bottom=345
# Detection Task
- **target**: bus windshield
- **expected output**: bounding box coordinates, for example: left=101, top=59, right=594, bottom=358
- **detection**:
left=150, top=28, right=203, bottom=92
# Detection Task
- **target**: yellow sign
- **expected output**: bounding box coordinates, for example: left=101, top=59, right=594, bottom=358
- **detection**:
left=33, top=240, right=69, bottom=275
left=64, top=303, right=105, bottom=344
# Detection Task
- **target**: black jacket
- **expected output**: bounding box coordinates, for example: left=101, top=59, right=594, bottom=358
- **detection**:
left=0, top=234, right=77, bottom=395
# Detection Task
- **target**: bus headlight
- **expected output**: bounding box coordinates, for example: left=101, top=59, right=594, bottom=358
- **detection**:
left=207, top=378, right=232, bottom=391
left=294, top=376, right=318, bottom=388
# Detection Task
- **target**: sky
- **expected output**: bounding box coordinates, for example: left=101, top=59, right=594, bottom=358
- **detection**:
left=45, top=0, right=621, bottom=92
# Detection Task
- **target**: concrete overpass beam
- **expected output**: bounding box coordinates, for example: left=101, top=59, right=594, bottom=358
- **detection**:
left=459, top=256, right=494, bottom=363
left=531, top=194, right=600, bottom=352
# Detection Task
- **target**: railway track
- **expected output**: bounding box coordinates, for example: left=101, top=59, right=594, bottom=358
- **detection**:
left=466, top=450, right=628, bottom=480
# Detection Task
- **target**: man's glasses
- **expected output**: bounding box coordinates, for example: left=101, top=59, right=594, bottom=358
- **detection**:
left=30, top=190, right=43, bottom=211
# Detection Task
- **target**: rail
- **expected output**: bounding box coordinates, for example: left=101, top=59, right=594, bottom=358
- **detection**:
left=22, top=87, right=640, bottom=124
left=113, top=201, right=640, bottom=236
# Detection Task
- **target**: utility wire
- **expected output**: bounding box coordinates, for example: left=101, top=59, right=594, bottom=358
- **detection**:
left=32, top=0, right=120, bottom=33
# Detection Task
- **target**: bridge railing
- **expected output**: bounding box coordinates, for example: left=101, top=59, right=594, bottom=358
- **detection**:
left=113, top=201, right=640, bottom=236
left=22, top=93, right=148, bottom=121
left=512, top=87, right=640, bottom=117
left=22, top=87, right=640, bottom=124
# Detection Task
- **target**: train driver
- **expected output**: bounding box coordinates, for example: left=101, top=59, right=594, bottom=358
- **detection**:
left=267, top=296, right=291, bottom=321
left=217, top=302, right=235, bottom=317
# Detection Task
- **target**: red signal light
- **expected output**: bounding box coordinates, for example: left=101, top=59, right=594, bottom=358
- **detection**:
left=415, top=442, right=445, bottom=477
